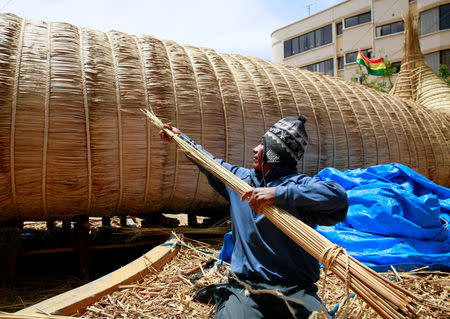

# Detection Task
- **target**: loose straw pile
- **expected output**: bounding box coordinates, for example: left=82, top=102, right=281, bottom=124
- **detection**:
left=143, top=109, right=422, bottom=319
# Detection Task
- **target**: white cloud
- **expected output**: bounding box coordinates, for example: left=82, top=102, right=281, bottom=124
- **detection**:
left=1, top=0, right=342, bottom=60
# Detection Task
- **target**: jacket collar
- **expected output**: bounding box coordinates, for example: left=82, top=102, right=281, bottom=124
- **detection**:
left=252, top=166, right=297, bottom=187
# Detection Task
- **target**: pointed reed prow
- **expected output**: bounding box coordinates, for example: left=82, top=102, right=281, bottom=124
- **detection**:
left=390, top=9, right=450, bottom=115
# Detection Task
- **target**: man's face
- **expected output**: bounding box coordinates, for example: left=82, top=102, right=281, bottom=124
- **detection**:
left=252, top=141, right=264, bottom=173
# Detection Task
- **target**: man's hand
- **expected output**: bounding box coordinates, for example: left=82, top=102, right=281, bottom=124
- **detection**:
left=159, top=124, right=182, bottom=143
left=241, top=187, right=276, bottom=214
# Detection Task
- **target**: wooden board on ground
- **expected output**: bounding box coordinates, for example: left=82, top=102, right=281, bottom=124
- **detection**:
left=15, top=234, right=181, bottom=316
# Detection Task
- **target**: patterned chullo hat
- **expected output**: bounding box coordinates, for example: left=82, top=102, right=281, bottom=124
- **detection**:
left=262, top=115, right=308, bottom=167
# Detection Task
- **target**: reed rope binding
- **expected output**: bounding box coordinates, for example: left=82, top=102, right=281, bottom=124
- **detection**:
left=78, top=27, right=93, bottom=214
left=106, top=31, right=124, bottom=214
left=143, top=109, right=422, bottom=319
left=42, top=20, right=51, bottom=217
left=219, top=53, right=247, bottom=167
left=10, top=18, right=26, bottom=214
left=134, top=35, right=153, bottom=210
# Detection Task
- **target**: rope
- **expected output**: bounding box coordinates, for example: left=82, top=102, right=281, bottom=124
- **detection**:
left=181, top=44, right=204, bottom=211
left=10, top=17, right=26, bottom=214
left=320, top=244, right=350, bottom=309
left=106, top=31, right=124, bottom=214
left=78, top=27, right=92, bottom=214
left=197, top=47, right=228, bottom=207
left=248, top=57, right=284, bottom=119
left=199, top=48, right=229, bottom=163
left=295, top=69, right=336, bottom=168
left=272, top=63, right=305, bottom=173
left=312, top=73, right=353, bottom=169
left=42, top=21, right=51, bottom=217
left=281, top=66, right=321, bottom=173
left=235, top=56, right=266, bottom=132
left=160, top=40, right=180, bottom=205
left=134, top=35, right=153, bottom=210
left=228, top=271, right=300, bottom=319
left=219, top=54, right=247, bottom=167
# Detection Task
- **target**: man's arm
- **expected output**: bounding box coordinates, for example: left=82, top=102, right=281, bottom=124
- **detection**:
left=159, top=124, right=248, bottom=200
left=241, top=187, right=276, bottom=214
left=274, top=177, right=348, bottom=226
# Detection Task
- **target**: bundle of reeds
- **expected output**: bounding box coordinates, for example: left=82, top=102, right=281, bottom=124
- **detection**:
left=144, top=109, right=423, bottom=319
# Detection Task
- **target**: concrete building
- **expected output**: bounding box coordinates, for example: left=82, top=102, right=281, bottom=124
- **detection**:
left=271, top=0, right=450, bottom=80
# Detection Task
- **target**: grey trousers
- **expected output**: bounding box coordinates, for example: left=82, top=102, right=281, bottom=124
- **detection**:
left=213, top=278, right=330, bottom=319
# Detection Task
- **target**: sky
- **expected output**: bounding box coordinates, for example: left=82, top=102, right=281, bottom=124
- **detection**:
left=0, top=0, right=345, bottom=61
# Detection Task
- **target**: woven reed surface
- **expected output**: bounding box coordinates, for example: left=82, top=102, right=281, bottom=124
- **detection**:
left=0, top=13, right=448, bottom=221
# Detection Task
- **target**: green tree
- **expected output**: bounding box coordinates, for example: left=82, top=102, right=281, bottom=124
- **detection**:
left=351, top=58, right=397, bottom=93
left=438, top=64, right=450, bottom=85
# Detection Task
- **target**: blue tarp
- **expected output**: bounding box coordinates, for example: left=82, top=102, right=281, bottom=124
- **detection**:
left=219, top=164, right=450, bottom=271
left=316, top=163, right=449, bottom=271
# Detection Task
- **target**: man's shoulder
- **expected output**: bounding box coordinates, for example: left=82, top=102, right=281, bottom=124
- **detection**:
left=281, top=172, right=309, bottom=182
left=237, top=166, right=252, bottom=176
left=274, top=173, right=322, bottom=186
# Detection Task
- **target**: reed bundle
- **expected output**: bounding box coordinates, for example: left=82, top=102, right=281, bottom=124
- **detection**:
left=143, top=109, right=422, bottom=319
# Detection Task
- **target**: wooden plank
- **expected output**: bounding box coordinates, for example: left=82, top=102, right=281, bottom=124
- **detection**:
left=16, top=234, right=180, bottom=316
left=20, top=239, right=162, bottom=256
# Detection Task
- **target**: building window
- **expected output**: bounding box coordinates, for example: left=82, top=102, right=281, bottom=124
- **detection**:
left=391, top=62, right=401, bottom=73
left=420, top=7, right=438, bottom=34
left=292, top=37, right=299, bottom=55
left=440, top=3, right=450, bottom=31
left=284, top=41, right=292, bottom=58
left=425, top=51, right=440, bottom=73
left=302, top=58, right=334, bottom=76
left=336, top=22, right=343, bottom=35
left=376, top=21, right=404, bottom=37
left=420, top=4, right=450, bottom=35
left=441, top=49, right=450, bottom=67
left=345, top=49, right=371, bottom=64
left=284, top=24, right=332, bottom=58
left=338, top=56, right=344, bottom=70
left=344, top=11, right=371, bottom=28
left=424, top=49, right=450, bottom=73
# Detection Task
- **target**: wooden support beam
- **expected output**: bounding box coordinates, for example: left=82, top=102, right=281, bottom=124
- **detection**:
left=62, top=219, right=72, bottom=247
left=101, top=216, right=111, bottom=227
left=20, top=239, right=163, bottom=256
left=120, top=216, right=127, bottom=227
left=0, top=221, right=21, bottom=281
left=188, top=213, right=198, bottom=228
left=74, top=216, right=91, bottom=280
left=46, top=219, right=55, bottom=231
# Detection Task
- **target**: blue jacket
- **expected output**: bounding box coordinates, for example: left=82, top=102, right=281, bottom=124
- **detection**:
left=181, top=134, right=348, bottom=286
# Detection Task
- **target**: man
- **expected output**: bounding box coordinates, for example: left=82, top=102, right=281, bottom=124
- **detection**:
left=160, top=115, right=348, bottom=319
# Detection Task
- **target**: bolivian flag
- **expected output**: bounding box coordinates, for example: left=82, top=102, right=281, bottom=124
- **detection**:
left=356, top=49, right=386, bottom=76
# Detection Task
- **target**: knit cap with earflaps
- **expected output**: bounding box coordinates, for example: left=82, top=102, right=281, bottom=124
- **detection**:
left=262, top=115, right=308, bottom=168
